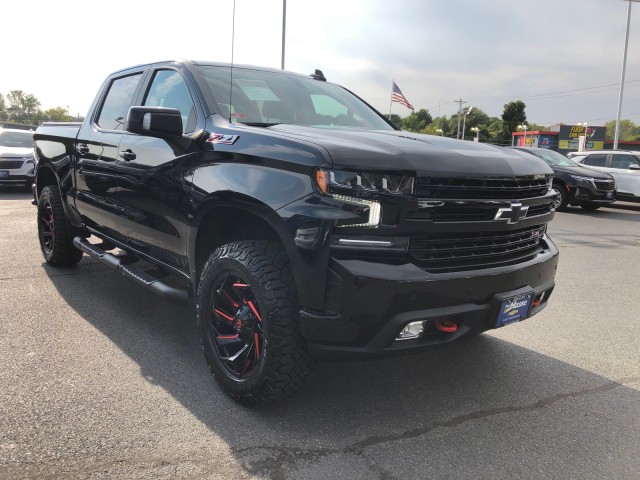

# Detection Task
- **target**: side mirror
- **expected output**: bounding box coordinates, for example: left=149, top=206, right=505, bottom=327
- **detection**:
left=125, top=106, right=183, bottom=137
left=628, top=164, right=640, bottom=170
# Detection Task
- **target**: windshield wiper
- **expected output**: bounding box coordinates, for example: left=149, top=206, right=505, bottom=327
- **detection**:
left=240, top=122, right=280, bottom=127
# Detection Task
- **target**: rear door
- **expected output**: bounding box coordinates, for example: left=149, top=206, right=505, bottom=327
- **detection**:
left=116, top=67, right=200, bottom=273
left=74, top=72, right=145, bottom=239
left=609, top=153, right=640, bottom=197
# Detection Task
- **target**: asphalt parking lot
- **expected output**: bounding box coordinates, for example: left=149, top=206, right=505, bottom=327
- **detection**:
left=1, top=188, right=638, bottom=480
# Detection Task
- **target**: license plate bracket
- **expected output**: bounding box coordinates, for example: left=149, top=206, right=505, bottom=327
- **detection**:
left=495, top=292, right=533, bottom=328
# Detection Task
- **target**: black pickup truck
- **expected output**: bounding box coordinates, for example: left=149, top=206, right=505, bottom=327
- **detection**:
left=33, top=60, right=559, bottom=404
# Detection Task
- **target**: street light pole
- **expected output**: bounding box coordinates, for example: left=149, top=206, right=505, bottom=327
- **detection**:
left=461, top=106, right=473, bottom=140
left=471, top=127, right=479, bottom=142
left=281, top=0, right=287, bottom=70
left=577, top=122, right=588, bottom=151
left=614, top=0, right=638, bottom=149
left=518, top=124, right=528, bottom=146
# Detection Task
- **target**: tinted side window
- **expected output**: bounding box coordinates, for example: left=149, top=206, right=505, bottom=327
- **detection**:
left=97, top=74, right=142, bottom=131
left=144, top=70, right=196, bottom=133
left=611, top=154, right=640, bottom=169
left=583, top=154, right=607, bottom=167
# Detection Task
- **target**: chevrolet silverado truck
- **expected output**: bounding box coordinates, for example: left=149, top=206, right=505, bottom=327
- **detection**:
left=33, top=60, right=559, bottom=404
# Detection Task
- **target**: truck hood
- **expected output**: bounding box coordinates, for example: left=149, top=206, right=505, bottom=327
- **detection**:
left=267, top=125, right=553, bottom=177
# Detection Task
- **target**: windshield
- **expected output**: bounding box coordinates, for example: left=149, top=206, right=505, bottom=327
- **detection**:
left=196, top=66, right=394, bottom=130
left=530, top=149, right=579, bottom=167
left=0, top=130, right=33, bottom=148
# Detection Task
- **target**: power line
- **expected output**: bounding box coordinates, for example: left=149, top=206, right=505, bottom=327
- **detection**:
left=467, top=79, right=640, bottom=101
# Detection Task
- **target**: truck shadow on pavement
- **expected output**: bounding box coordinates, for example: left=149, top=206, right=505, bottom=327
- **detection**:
left=45, top=258, right=640, bottom=479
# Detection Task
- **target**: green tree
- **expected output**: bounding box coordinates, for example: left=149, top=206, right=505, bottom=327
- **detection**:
left=43, top=107, right=73, bottom=122
left=6, top=90, right=41, bottom=124
left=388, top=113, right=403, bottom=129
left=605, top=119, right=640, bottom=141
left=499, top=100, right=527, bottom=145
left=0, top=93, right=7, bottom=120
left=423, top=116, right=450, bottom=136
left=402, top=108, right=433, bottom=132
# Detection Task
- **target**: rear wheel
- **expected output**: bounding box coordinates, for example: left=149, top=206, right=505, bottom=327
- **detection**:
left=197, top=240, right=311, bottom=405
left=37, top=185, right=83, bottom=266
left=551, top=183, right=568, bottom=211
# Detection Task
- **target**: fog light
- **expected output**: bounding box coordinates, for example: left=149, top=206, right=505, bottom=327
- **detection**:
left=396, top=321, right=424, bottom=341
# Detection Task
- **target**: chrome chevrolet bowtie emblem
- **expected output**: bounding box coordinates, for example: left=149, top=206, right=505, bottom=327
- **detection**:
left=494, top=203, right=529, bottom=224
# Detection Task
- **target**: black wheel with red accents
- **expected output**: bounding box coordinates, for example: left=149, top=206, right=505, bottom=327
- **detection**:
left=37, top=185, right=83, bottom=266
left=197, top=240, right=311, bottom=404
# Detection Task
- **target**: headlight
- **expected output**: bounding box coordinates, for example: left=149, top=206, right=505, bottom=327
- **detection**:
left=569, top=174, right=594, bottom=183
left=315, top=169, right=414, bottom=195
left=314, top=169, right=414, bottom=228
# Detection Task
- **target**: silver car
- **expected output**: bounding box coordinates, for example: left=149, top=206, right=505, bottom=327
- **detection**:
left=568, top=150, right=640, bottom=203
left=0, top=128, right=36, bottom=189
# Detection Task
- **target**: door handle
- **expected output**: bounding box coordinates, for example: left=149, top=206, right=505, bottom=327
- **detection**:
left=119, top=149, right=136, bottom=161
left=77, top=144, right=90, bottom=155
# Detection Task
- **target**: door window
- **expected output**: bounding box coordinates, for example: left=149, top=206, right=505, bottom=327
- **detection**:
left=583, top=154, right=607, bottom=167
left=144, top=70, right=196, bottom=133
left=96, top=74, right=143, bottom=131
left=611, top=154, right=640, bottom=169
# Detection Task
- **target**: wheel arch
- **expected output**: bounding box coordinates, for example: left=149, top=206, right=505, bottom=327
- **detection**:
left=189, top=192, right=324, bottom=309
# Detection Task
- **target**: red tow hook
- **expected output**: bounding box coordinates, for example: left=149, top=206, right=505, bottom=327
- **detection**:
left=435, top=320, right=458, bottom=333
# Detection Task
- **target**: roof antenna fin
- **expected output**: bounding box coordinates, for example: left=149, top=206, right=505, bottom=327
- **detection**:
left=310, top=69, right=326, bottom=81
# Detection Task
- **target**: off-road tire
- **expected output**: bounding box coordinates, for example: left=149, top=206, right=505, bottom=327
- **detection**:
left=197, top=240, right=311, bottom=405
left=37, top=185, right=83, bottom=266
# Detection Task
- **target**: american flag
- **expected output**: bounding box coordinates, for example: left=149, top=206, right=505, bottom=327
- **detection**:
left=392, top=81, right=414, bottom=111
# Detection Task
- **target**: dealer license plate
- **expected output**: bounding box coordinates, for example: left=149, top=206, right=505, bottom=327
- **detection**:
left=496, top=293, right=532, bottom=327
left=0, top=170, right=9, bottom=178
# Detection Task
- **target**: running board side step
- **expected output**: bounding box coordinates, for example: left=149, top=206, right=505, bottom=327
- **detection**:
left=73, top=236, right=189, bottom=304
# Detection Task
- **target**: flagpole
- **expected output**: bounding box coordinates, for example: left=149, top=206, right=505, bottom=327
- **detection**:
left=389, top=80, right=393, bottom=119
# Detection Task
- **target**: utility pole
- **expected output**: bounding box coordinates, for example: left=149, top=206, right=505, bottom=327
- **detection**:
left=454, top=98, right=467, bottom=139
left=614, top=0, right=638, bottom=149
left=281, top=0, right=287, bottom=70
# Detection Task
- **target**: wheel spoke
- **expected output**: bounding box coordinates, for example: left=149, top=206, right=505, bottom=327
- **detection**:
left=214, top=308, right=234, bottom=323
left=210, top=273, right=264, bottom=379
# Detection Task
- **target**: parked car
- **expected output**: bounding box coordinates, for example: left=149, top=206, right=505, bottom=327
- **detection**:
left=510, top=147, right=616, bottom=211
left=567, top=150, right=640, bottom=203
left=0, top=128, right=36, bottom=189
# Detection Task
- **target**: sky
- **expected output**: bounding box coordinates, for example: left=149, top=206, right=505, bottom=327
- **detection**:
left=2, top=0, right=639, bottom=128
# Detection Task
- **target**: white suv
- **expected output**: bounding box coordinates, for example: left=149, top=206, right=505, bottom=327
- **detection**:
left=568, top=150, right=640, bottom=203
left=0, top=128, right=36, bottom=189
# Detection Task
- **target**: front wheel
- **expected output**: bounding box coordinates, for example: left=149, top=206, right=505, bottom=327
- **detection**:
left=37, top=185, right=83, bottom=266
left=551, top=184, right=569, bottom=211
left=196, top=240, right=311, bottom=405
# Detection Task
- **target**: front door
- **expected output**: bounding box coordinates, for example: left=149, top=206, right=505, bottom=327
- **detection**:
left=116, top=68, right=199, bottom=273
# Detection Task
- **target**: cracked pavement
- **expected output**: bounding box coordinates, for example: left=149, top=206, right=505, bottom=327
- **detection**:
left=1, top=189, right=639, bottom=479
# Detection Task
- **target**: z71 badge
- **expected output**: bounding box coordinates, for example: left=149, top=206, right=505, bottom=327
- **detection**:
left=207, top=133, right=239, bottom=145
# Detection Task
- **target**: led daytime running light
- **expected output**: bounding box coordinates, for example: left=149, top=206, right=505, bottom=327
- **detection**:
left=332, top=194, right=381, bottom=227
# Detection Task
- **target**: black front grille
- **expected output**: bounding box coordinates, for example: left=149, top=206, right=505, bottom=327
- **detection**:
left=407, top=203, right=553, bottom=223
left=0, top=160, right=24, bottom=169
left=594, top=179, right=615, bottom=191
left=415, top=177, right=549, bottom=200
left=407, top=205, right=494, bottom=222
left=409, top=224, right=545, bottom=272
left=526, top=204, right=553, bottom=217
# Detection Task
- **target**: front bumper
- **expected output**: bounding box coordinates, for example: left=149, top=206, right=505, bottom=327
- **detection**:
left=300, top=234, right=559, bottom=360
left=568, top=183, right=616, bottom=205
